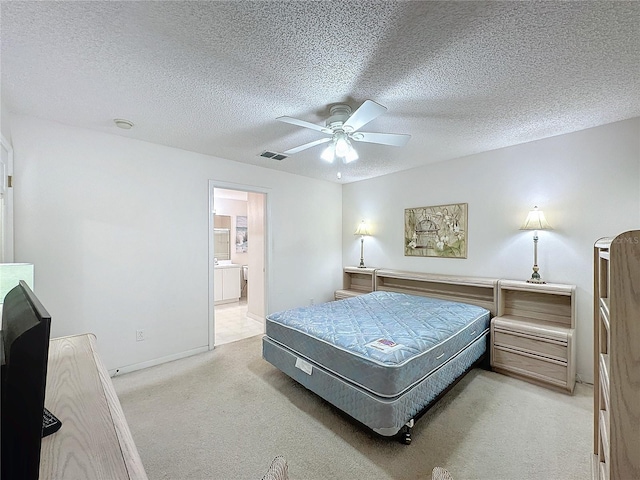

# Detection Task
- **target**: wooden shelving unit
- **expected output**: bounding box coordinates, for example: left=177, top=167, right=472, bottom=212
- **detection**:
left=334, top=267, right=377, bottom=300
left=490, top=280, right=576, bottom=393
left=592, top=230, right=640, bottom=480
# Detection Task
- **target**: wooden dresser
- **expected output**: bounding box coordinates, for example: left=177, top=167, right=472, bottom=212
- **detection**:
left=591, top=231, right=640, bottom=480
left=40, top=334, right=147, bottom=480
left=490, top=279, right=576, bottom=393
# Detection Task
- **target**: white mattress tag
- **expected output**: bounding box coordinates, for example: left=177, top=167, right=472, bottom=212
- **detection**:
left=366, top=338, right=403, bottom=353
left=295, top=357, right=313, bottom=375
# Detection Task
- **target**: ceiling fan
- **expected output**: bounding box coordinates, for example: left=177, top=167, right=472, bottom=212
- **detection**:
left=277, top=100, right=410, bottom=163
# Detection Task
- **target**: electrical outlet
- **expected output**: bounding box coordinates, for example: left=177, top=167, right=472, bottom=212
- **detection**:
left=136, top=329, right=144, bottom=342
left=310, top=298, right=314, bottom=305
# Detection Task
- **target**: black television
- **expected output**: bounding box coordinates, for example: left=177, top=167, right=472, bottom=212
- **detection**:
left=1, top=281, right=53, bottom=480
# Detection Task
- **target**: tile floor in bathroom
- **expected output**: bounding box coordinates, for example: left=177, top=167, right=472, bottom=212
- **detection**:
left=214, top=298, right=264, bottom=346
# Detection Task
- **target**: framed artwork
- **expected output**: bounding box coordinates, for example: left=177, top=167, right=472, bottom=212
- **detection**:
left=236, top=216, right=248, bottom=253
left=404, top=203, right=467, bottom=258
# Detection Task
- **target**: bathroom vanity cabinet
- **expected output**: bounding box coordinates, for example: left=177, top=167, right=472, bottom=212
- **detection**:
left=214, top=264, right=241, bottom=304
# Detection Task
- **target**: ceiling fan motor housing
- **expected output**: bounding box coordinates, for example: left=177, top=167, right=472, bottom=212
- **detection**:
left=326, top=104, right=353, bottom=131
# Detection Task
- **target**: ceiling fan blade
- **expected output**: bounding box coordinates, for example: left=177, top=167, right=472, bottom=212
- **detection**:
left=283, top=137, right=332, bottom=155
left=277, top=116, right=332, bottom=134
left=351, top=132, right=411, bottom=147
left=343, top=100, right=387, bottom=132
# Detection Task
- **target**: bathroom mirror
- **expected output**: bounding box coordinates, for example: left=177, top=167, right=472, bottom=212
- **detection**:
left=214, top=228, right=230, bottom=261
left=213, top=215, right=232, bottom=261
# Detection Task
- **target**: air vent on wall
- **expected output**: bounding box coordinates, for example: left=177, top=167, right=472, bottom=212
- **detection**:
left=259, top=151, right=288, bottom=161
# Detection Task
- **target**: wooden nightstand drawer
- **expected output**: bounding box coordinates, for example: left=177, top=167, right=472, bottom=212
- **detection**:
left=493, top=329, right=567, bottom=361
left=493, top=346, right=568, bottom=384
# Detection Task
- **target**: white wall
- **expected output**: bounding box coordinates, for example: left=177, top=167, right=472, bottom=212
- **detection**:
left=343, top=118, right=640, bottom=383
left=9, top=112, right=639, bottom=379
left=10, top=114, right=343, bottom=371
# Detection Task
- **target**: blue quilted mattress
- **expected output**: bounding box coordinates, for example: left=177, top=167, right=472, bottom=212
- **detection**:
left=265, top=291, right=490, bottom=398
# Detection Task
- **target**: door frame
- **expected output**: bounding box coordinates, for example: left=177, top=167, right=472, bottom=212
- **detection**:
left=1, top=134, right=14, bottom=263
left=208, top=180, right=270, bottom=350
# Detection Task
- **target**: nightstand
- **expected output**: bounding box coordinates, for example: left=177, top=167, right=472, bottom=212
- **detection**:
left=491, top=279, right=576, bottom=393
left=334, top=266, right=377, bottom=300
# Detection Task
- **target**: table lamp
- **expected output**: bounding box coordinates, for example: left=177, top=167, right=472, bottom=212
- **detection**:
left=354, top=220, right=371, bottom=268
left=520, top=206, right=552, bottom=284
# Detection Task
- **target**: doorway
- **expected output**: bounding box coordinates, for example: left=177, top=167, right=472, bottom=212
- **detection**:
left=209, top=183, right=267, bottom=348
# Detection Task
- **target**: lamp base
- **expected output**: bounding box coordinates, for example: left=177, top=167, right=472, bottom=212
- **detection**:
left=526, top=266, right=546, bottom=284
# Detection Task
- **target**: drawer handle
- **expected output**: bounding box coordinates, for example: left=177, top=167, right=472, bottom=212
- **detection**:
left=470, top=330, right=476, bottom=336
left=436, top=352, right=445, bottom=359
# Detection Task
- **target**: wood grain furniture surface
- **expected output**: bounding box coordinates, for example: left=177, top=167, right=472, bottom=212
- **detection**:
left=335, top=268, right=499, bottom=313
left=490, top=279, right=576, bottom=393
left=40, top=334, right=147, bottom=480
left=334, top=266, right=377, bottom=300
left=374, top=269, right=498, bottom=315
left=591, top=231, right=640, bottom=480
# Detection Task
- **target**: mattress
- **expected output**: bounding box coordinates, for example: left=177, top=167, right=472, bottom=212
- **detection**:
left=265, top=291, right=490, bottom=397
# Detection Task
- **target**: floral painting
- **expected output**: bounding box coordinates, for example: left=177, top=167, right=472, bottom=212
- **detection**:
left=404, top=203, right=467, bottom=258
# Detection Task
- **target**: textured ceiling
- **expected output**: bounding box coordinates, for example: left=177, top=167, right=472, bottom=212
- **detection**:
left=1, top=1, right=639, bottom=184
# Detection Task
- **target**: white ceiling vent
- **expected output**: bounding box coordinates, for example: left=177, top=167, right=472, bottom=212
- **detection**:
left=259, top=151, right=288, bottom=161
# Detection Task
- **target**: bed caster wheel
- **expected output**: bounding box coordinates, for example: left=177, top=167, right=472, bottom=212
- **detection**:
left=399, top=424, right=412, bottom=445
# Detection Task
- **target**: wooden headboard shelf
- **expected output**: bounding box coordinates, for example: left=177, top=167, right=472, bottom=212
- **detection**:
left=374, top=269, right=499, bottom=316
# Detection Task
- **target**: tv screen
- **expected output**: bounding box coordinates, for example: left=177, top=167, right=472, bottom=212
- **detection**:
left=1, top=280, right=52, bottom=480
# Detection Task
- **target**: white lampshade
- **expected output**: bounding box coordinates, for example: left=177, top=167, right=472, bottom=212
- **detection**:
left=320, top=145, right=335, bottom=163
left=320, top=131, right=360, bottom=164
left=334, top=133, right=350, bottom=157
left=354, top=220, right=371, bottom=236
left=520, top=206, right=552, bottom=231
left=343, top=146, right=359, bottom=163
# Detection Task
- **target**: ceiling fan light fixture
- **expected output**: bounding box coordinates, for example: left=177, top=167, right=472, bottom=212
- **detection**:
left=320, top=144, right=335, bottom=163
left=334, top=132, right=351, bottom=157
left=343, top=146, right=358, bottom=163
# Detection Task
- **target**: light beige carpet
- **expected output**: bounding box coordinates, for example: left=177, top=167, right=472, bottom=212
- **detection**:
left=113, top=335, right=592, bottom=480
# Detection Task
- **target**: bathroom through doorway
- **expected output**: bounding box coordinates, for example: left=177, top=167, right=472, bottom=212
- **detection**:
left=210, top=185, right=267, bottom=348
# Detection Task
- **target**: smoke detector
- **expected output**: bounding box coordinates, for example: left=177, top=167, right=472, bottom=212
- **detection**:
left=114, top=119, right=134, bottom=129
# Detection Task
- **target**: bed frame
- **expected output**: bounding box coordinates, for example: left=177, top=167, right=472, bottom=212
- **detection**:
left=263, top=269, right=498, bottom=444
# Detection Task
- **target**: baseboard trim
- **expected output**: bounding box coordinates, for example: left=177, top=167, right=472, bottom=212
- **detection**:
left=247, top=311, right=264, bottom=323
left=109, top=346, right=209, bottom=377
left=576, top=373, right=594, bottom=386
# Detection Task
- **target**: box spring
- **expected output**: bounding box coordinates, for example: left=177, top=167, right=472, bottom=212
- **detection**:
left=262, top=332, right=488, bottom=436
